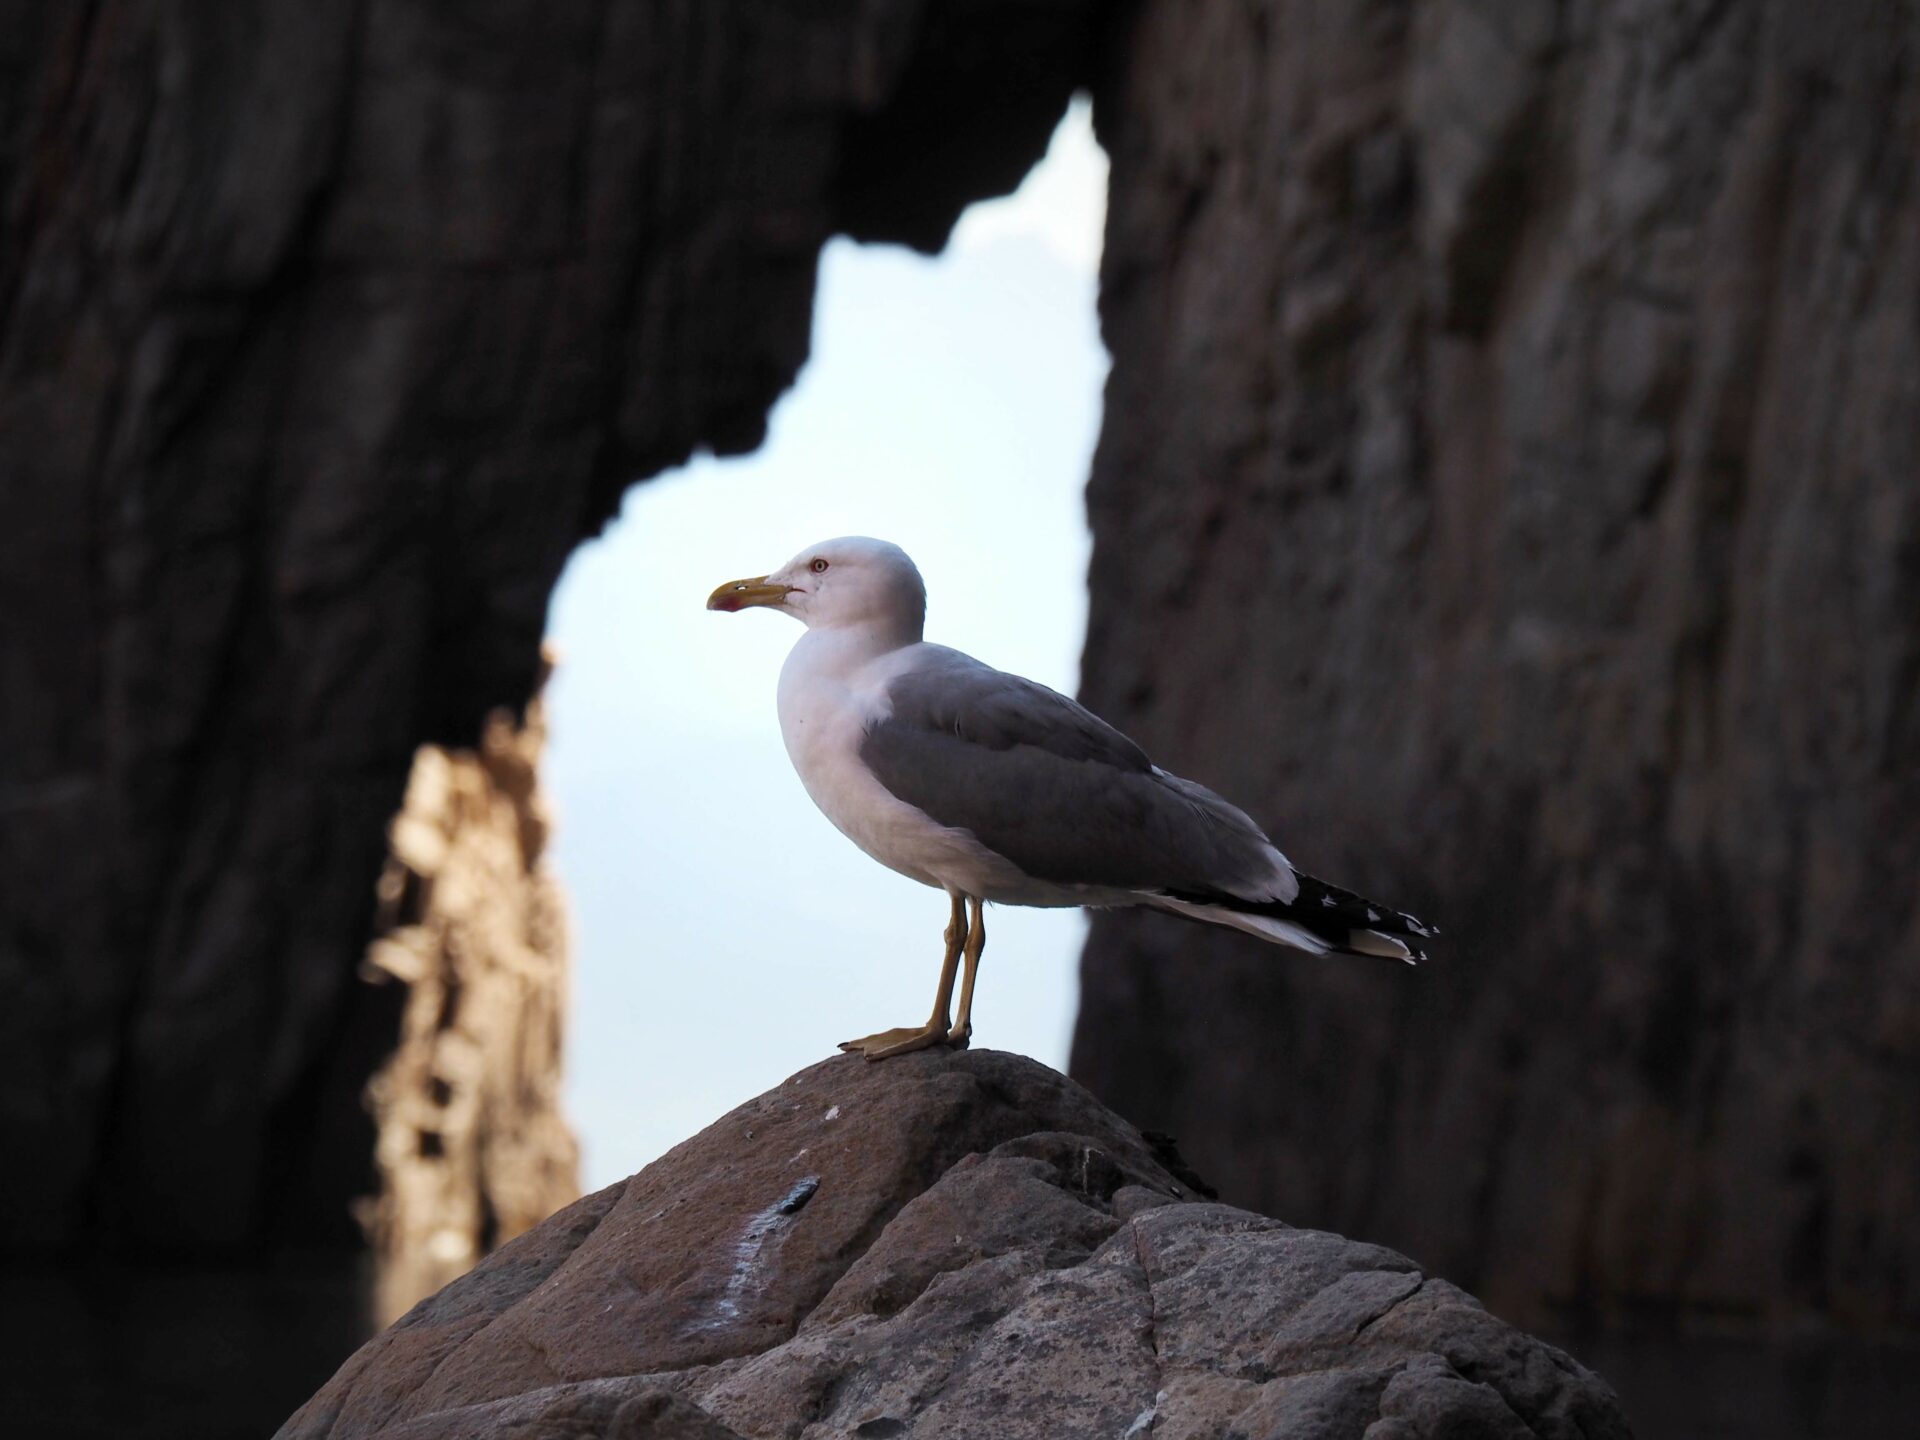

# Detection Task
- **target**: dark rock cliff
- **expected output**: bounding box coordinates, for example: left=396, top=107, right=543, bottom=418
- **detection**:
left=4, top=0, right=1912, bottom=1408
left=0, top=0, right=1098, bottom=1259
left=280, top=1050, right=1632, bottom=1439
left=1071, top=0, right=1920, bottom=1330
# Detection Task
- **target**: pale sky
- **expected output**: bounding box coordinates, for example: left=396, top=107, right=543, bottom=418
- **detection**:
left=546, top=102, right=1109, bottom=1188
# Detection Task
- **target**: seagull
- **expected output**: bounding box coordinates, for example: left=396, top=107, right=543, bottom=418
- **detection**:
left=707, top=537, right=1434, bottom=1060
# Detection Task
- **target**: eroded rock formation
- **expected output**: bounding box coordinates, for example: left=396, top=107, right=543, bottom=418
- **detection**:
left=1072, top=0, right=1920, bottom=1330
left=279, top=1050, right=1631, bottom=1440
left=0, top=0, right=1098, bottom=1259
left=358, top=654, right=578, bottom=1324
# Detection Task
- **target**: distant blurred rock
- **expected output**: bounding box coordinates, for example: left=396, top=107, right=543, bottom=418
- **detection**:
left=1073, top=0, right=1920, bottom=1331
left=357, top=651, right=578, bottom=1323
left=279, top=1050, right=1631, bottom=1440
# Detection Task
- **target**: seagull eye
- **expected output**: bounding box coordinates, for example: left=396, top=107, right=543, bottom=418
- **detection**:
left=810, top=558, right=829, bottom=574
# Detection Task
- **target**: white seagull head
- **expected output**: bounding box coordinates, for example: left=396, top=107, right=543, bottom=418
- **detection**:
left=707, top=536, right=926, bottom=640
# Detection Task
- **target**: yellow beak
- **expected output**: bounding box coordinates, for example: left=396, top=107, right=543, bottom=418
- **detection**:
left=706, top=575, right=796, bottom=612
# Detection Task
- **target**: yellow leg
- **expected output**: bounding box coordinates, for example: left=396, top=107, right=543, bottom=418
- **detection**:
left=947, top=896, right=985, bottom=1047
left=839, top=893, right=969, bottom=1060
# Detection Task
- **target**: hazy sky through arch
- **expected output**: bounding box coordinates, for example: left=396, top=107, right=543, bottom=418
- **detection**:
left=545, top=102, right=1109, bottom=1189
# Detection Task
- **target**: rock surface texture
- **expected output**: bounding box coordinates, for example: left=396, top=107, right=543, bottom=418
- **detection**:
left=1072, top=0, right=1920, bottom=1330
left=0, top=0, right=1097, bottom=1258
left=280, top=1050, right=1631, bottom=1440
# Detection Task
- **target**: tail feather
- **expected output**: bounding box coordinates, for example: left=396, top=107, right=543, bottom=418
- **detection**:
left=1149, top=870, right=1436, bottom=964
left=1345, top=928, right=1419, bottom=962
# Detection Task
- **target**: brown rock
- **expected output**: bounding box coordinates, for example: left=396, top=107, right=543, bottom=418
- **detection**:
left=280, top=1050, right=1630, bottom=1440
left=1073, top=0, right=1920, bottom=1330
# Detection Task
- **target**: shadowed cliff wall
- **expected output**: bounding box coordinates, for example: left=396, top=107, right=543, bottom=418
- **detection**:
left=4, top=0, right=1912, bottom=1384
left=0, top=0, right=1099, bottom=1261
left=1072, top=0, right=1920, bottom=1330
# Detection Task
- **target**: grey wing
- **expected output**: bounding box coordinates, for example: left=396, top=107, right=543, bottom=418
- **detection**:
left=859, top=650, right=1289, bottom=898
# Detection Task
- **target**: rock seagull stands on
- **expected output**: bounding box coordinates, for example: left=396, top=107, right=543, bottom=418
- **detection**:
left=708, top=537, right=1436, bottom=1060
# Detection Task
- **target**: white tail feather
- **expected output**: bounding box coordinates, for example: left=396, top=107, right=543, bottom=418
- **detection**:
left=1143, top=895, right=1335, bottom=954
left=1141, top=896, right=1422, bottom=964
left=1347, top=928, right=1416, bottom=963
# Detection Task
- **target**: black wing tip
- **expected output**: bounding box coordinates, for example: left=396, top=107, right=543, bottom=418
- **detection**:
left=1161, top=877, right=1439, bottom=964
left=1288, top=870, right=1439, bottom=951
left=1365, top=902, right=1438, bottom=942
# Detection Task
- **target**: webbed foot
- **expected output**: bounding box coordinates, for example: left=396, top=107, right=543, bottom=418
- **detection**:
left=838, top=1023, right=955, bottom=1061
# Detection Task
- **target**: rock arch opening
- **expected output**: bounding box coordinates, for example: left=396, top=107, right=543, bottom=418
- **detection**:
left=542, top=101, right=1111, bottom=1189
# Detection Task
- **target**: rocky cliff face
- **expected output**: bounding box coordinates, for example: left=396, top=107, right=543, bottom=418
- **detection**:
left=280, top=1050, right=1631, bottom=1440
left=5, top=0, right=1910, bottom=1373
left=1072, top=0, right=1920, bottom=1329
left=0, top=0, right=1098, bottom=1258
left=358, top=655, right=578, bottom=1324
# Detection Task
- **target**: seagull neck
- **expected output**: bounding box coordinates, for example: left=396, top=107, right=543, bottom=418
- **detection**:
left=798, top=618, right=920, bottom=669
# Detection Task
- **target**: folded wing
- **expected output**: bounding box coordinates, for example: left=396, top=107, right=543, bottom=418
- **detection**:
left=858, top=648, right=1294, bottom=903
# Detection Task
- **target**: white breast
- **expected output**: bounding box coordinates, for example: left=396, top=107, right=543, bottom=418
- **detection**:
left=776, top=635, right=1024, bottom=896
